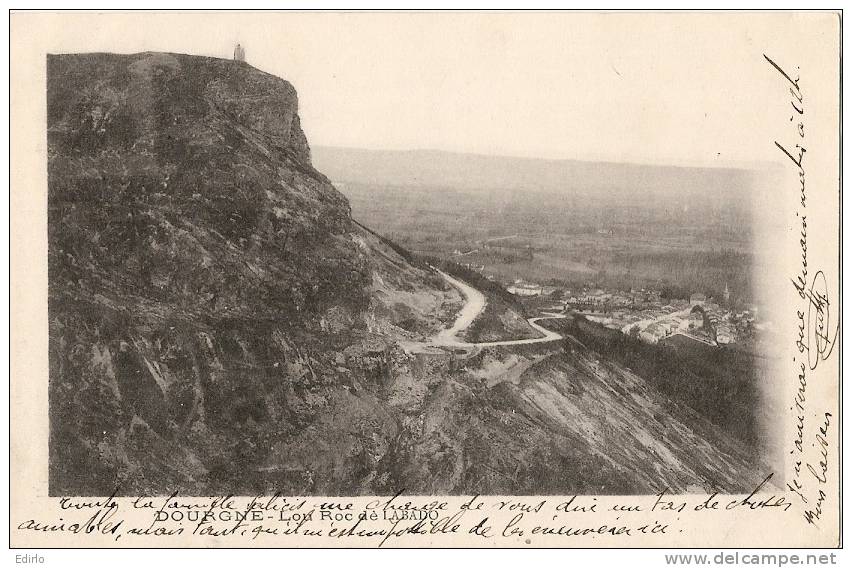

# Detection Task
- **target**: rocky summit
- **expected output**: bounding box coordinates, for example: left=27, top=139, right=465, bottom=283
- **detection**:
left=47, top=52, right=463, bottom=495
left=48, top=52, right=765, bottom=497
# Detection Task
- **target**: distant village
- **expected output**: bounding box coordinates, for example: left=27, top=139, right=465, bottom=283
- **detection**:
left=503, top=278, right=760, bottom=348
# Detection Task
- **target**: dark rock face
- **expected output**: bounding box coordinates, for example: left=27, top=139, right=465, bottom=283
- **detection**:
left=47, top=53, right=446, bottom=496
left=48, top=53, right=355, bottom=318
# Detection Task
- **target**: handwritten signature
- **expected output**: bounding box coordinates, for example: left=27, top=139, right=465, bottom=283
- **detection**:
left=795, top=271, right=839, bottom=371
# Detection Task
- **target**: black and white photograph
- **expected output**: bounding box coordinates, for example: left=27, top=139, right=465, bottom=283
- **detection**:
left=10, top=9, right=841, bottom=549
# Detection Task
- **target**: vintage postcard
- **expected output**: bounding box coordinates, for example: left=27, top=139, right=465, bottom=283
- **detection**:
left=9, top=10, right=841, bottom=548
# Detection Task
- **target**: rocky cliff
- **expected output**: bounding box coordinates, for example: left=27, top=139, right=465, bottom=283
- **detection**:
left=48, top=52, right=765, bottom=497
left=47, top=52, right=462, bottom=495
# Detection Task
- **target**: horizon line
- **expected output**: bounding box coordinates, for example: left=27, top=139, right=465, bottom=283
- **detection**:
left=311, top=144, right=780, bottom=172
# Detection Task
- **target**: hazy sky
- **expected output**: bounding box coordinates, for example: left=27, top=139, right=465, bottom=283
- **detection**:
left=28, top=11, right=838, bottom=166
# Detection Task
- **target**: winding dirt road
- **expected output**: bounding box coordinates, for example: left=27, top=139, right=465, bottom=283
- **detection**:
left=432, top=268, right=566, bottom=348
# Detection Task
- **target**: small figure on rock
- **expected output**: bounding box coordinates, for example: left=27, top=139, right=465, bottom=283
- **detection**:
left=234, top=43, right=245, bottom=62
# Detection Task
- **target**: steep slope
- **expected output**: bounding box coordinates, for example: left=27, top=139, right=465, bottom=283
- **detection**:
left=47, top=52, right=765, bottom=497
left=47, top=52, right=461, bottom=495
left=393, top=343, right=766, bottom=494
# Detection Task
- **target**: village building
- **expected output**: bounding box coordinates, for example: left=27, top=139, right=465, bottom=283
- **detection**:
left=715, top=324, right=735, bottom=345
left=508, top=281, right=542, bottom=297
left=640, top=324, right=666, bottom=344
left=687, top=310, right=704, bottom=330
left=541, top=285, right=558, bottom=296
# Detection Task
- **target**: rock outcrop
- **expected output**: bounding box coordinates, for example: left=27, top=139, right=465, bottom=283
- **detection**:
left=47, top=52, right=458, bottom=495
left=48, top=52, right=765, bottom=497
